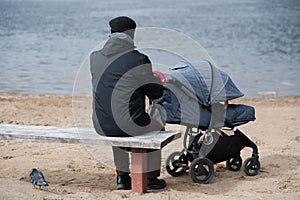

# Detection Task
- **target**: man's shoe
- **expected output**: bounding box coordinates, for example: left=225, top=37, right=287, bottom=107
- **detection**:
left=147, top=178, right=166, bottom=190
left=117, top=175, right=131, bottom=190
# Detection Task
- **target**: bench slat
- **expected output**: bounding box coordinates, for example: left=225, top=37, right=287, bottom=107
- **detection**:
left=0, top=124, right=180, bottom=149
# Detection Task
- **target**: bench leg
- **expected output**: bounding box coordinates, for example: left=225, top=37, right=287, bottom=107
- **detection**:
left=131, top=148, right=147, bottom=193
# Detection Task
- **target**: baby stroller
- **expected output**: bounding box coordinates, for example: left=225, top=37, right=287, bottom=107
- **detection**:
left=156, top=60, right=260, bottom=184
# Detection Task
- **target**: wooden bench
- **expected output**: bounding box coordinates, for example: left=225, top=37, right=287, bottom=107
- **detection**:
left=0, top=124, right=180, bottom=193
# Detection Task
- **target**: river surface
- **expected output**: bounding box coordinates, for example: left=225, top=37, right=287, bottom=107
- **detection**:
left=0, top=0, right=299, bottom=97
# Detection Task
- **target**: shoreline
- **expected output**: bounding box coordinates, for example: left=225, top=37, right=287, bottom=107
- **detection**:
left=1, top=91, right=299, bottom=98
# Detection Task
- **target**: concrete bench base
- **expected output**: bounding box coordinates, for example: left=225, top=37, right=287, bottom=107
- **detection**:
left=0, top=124, right=180, bottom=193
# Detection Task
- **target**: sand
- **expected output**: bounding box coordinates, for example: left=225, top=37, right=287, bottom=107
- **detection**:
left=0, top=93, right=299, bottom=200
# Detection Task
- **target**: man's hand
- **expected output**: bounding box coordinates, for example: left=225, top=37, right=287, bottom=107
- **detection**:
left=153, top=70, right=168, bottom=86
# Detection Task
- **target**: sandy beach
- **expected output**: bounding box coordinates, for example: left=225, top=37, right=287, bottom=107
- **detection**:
left=0, top=93, right=299, bottom=200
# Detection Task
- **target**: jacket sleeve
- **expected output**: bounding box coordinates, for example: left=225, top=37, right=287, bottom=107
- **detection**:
left=135, top=54, right=163, bottom=100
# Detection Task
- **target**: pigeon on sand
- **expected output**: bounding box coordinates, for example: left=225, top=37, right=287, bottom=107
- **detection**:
left=29, top=168, right=48, bottom=189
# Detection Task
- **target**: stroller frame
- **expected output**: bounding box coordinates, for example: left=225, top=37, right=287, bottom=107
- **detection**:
left=165, top=125, right=260, bottom=184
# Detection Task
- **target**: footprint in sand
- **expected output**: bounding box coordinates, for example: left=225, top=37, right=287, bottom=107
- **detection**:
left=2, top=155, right=13, bottom=160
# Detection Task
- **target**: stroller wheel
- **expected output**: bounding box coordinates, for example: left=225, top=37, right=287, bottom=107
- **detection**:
left=226, top=156, right=242, bottom=171
left=166, top=151, right=188, bottom=177
left=243, top=157, right=260, bottom=176
left=190, top=158, right=214, bottom=184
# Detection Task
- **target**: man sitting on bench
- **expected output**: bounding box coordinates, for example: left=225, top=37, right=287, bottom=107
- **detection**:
left=90, top=16, right=166, bottom=190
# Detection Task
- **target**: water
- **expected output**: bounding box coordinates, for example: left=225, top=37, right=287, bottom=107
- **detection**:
left=0, top=0, right=299, bottom=97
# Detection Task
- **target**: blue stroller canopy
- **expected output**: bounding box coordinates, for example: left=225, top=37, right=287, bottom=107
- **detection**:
left=164, top=60, right=244, bottom=105
left=159, top=60, right=254, bottom=128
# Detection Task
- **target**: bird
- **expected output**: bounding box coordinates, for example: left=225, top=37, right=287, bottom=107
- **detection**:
left=29, top=168, right=48, bottom=189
